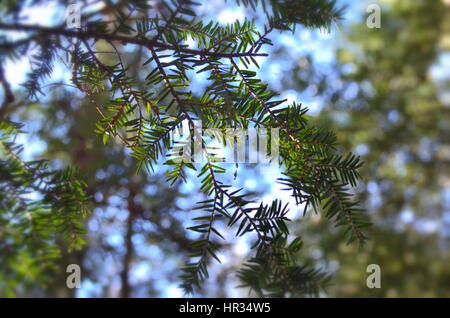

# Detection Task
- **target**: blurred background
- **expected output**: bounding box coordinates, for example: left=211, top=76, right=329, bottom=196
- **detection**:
left=1, top=0, right=450, bottom=297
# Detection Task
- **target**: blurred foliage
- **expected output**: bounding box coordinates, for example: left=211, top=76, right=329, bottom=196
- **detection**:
left=291, top=0, right=450, bottom=297
left=0, top=121, right=89, bottom=297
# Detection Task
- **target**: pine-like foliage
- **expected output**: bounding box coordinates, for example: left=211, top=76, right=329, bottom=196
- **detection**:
left=0, top=122, right=89, bottom=296
left=0, top=0, right=369, bottom=296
